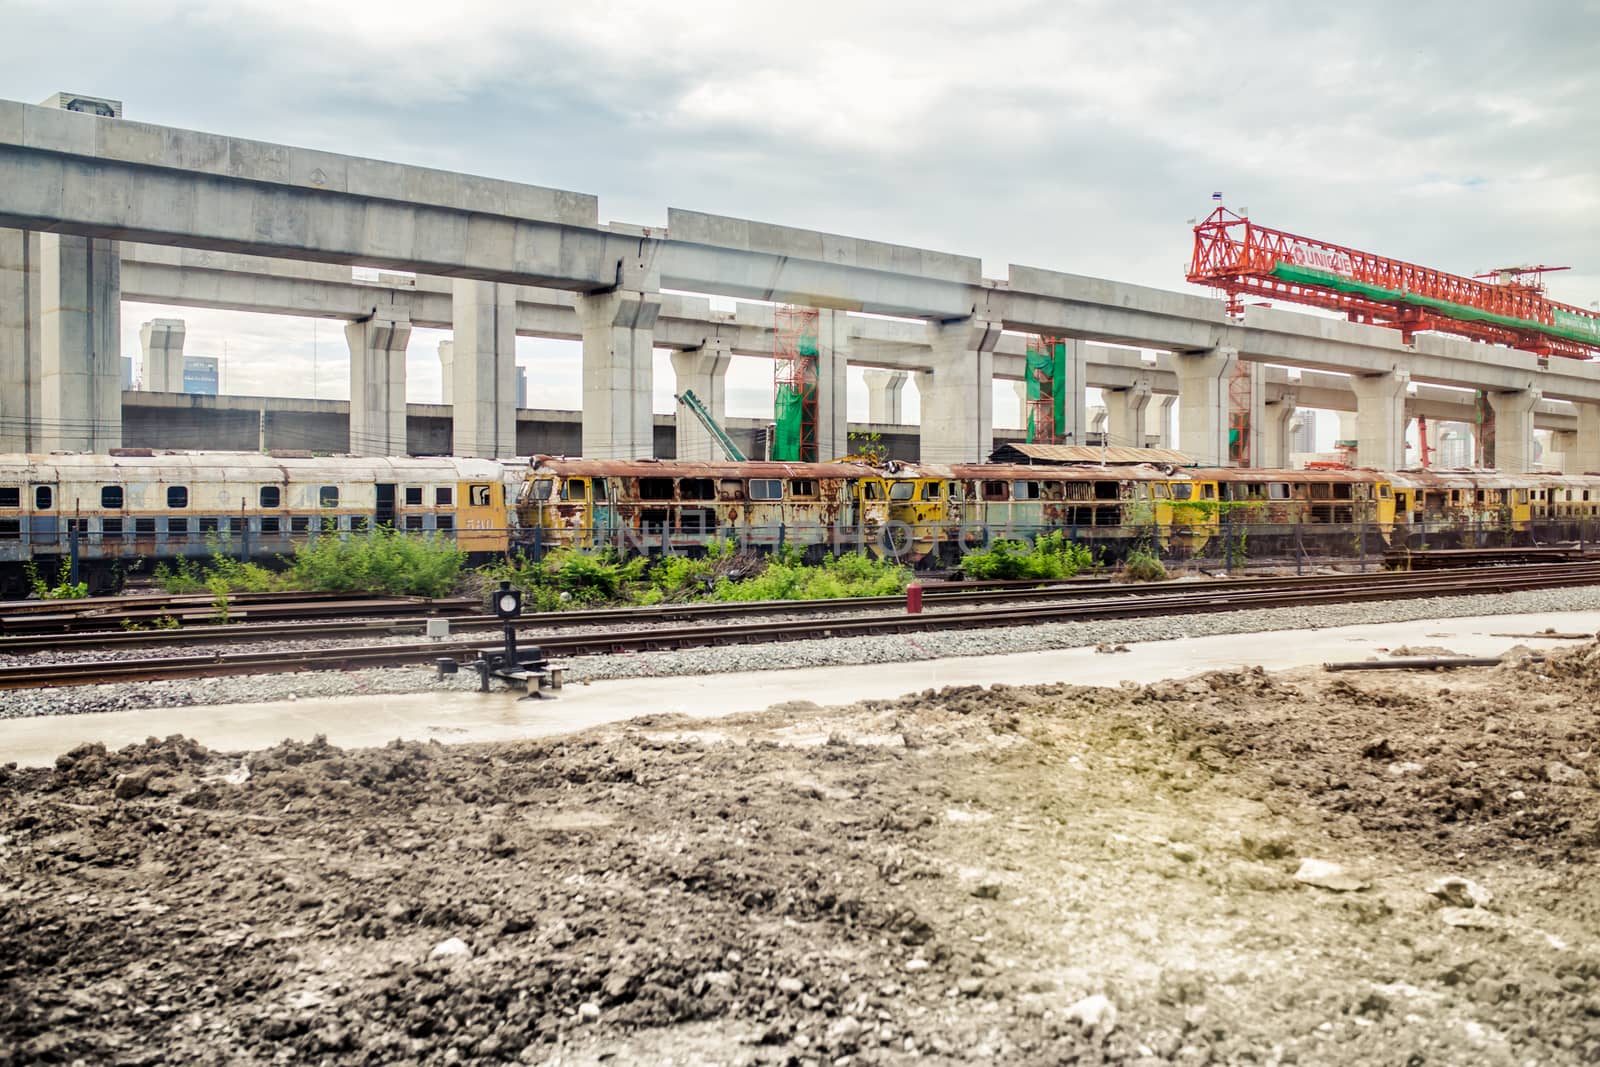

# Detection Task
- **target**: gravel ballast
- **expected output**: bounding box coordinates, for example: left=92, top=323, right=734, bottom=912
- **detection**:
left=5, top=583, right=1600, bottom=719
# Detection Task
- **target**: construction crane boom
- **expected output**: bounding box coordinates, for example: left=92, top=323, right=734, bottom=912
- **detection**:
left=675, top=390, right=747, bottom=462
left=1187, top=206, right=1600, bottom=361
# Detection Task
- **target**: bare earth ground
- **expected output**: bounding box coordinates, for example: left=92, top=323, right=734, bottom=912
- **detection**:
left=3, top=644, right=1600, bottom=1065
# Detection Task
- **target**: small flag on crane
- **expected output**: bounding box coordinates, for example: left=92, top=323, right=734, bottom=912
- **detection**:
left=1211, top=192, right=1223, bottom=200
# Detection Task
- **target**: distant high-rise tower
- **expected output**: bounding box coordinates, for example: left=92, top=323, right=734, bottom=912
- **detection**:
left=1436, top=422, right=1473, bottom=468
left=1290, top=408, right=1317, bottom=454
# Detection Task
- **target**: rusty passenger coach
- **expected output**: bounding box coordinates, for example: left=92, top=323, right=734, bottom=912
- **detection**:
left=0, top=451, right=514, bottom=595
left=514, top=457, right=889, bottom=556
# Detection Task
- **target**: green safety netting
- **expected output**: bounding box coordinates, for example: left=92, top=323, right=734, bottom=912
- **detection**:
left=773, top=331, right=819, bottom=460
left=1022, top=342, right=1069, bottom=443
left=1270, top=263, right=1600, bottom=348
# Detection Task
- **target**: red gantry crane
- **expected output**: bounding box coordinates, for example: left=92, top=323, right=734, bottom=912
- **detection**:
left=1188, top=207, right=1600, bottom=362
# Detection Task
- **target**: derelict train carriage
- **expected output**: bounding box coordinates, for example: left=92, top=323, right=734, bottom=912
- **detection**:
left=513, top=456, right=890, bottom=558
left=0, top=451, right=515, bottom=596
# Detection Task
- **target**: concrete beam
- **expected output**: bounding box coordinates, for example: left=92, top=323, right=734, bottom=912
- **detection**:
left=0, top=99, right=635, bottom=293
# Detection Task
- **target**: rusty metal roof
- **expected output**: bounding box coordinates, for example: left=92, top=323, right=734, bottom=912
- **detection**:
left=528, top=456, right=881, bottom=478
left=884, top=462, right=1180, bottom=482
left=1189, top=467, right=1390, bottom=483
left=987, top=443, right=1194, bottom=466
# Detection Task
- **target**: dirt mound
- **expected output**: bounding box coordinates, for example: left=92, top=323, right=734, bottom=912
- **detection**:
left=4, top=656, right=1600, bottom=1064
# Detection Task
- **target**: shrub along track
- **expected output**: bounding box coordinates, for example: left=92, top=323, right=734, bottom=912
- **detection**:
left=4, top=562, right=1599, bottom=690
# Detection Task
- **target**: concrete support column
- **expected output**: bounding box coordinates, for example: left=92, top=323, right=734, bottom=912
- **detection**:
left=918, top=315, right=1001, bottom=463
left=1176, top=347, right=1261, bottom=466
left=1486, top=388, right=1541, bottom=473
left=862, top=369, right=908, bottom=424
left=345, top=308, right=412, bottom=457
left=40, top=233, right=121, bottom=452
left=1153, top=395, right=1178, bottom=449
left=1350, top=370, right=1410, bottom=470
left=138, top=318, right=186, bottom=393
left=1104, top=375, right=1153, bottom=450
left=669, top=340, right=732, bottom=461
left=438, top=341, right=453, bottom=405
left=1570, top=403, right=1600, bottom=474
left=577, top=285, right=660, bottom=460
left=812, top=309, right=851, bottom=459
left=451, top=280, right=518, bottom=458
left=1336, top=411, right=1358, bottom=449
left=1260, top=389, right=1298, bottom=469
left=0, top=228, right=39, bottom=452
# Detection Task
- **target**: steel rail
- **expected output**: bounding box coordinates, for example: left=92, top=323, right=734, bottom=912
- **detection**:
left=4, top=564, right=1596, bottom=690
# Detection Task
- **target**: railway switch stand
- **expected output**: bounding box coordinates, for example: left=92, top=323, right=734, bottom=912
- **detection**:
left=442, top=581, right=564, bottom=698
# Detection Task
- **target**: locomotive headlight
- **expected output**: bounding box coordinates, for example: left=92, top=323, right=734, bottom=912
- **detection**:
left=491, top=581, right=523, bottom=620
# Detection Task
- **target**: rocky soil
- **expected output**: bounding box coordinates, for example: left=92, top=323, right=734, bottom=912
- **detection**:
left=3, top=642, right=1600, bottom=1065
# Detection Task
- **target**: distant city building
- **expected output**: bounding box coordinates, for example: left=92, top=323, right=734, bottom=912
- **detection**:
left=120, top=357, right=133, bottom=391
left=182, top=356, right=219, bottom=396
left=1290, top=408, right=1317, bottom=454
left=1436, top=422, right=1473, bottom=468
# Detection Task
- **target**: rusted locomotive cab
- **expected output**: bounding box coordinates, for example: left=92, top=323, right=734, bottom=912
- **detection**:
left=1190, top=468, right=1394, bottom=556
left=515, top=457, right=884, bottom=558
left=1388, top=469, right=1551, bottom=548
left=0, top=452, right=512, bottom=595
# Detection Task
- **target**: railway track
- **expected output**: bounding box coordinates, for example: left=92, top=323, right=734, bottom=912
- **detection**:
left=0, top=564, right=1563, bottom=656
left=0, top=591, right=482, bottom=634
left=5, top=562, right=1596, bottom=690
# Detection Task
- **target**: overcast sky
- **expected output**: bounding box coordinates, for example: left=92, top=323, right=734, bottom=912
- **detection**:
left=9, top=0, right=1599, bottom=440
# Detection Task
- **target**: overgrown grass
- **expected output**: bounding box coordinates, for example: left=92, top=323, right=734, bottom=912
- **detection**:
left=484, top=543, right=911, bottom=611
left=711, top=550, right=910, bottom=602
left=284, top=528, right=467, bottom=598
left=1118, top=548, right=1169, bottom=583
left=958, top=531, right=1096, bottom=581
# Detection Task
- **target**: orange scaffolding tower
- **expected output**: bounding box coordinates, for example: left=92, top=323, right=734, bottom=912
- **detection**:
left=773, top=306, right=819, bottom=462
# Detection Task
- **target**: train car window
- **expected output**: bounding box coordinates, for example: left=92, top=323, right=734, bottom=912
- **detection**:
left=405, top=486, right=423, bottom=506
left=1170, top=484, right=1193, bottom=501
left=261, top=517, right=280, bottom=534
left=404, top=515, right=424, bottom=531
left=982, top=480, right=1008, bottom=501
left=199, top=518, right=219, bottom=534
left=291, top=517, right=311, bottom=533
left=229, top=517, right=244, bottom=535
left=168, top=518, right=188, bottom=534
left=0, top=487, right=19, bottom=508
left=99, top=486, right=123, bottom=509
left=1308, top=483, right=1330, bottom=500
left=561, top=478, right=588, bottom=501
left=1476, top=490, right=1486, bottom=504
left=436, top=515, right=455, bottom=531
left=1152, top=484, right=1171, bottom=500
left=1333, top=484, right=1352, bottom=500
left=861, top=481, right=886, bottom=501
left=946, top=482, right=962, bottom=499
left=920, top=482, right=941, bottom=500
left=1011, top=481, right=1038, bottom=501
left=1040, top=482, right=1065, bottom=501
left=888, top=482, right=915, bottom=501
left=1268, top=483, right=1290, bottom=500
left=1567, top=490, right=1575, bottom=501
left=1094, top=481, right=1119, bottom=501
left=0, top=519, right=18, bottom=539
left=1202, top=484, right=1216, bottom=500
left=35, top=486, right=53, bottom=510
left=789, top=479, right=818, bottom=499
left=352, top=516, right=369, bottom=532
left=102, top=518, right=123, bottom=538
left=750, top=479, right=783, bottom=500
left=1516, top=489, right=1528, bottom=504
left=435, top=486, right=454, bottom=506
left=1379, top=485, right=1392, bottom=498
left=166, top=486, right=186, bottom=509
left=592, top=478, right=608, bottom=501
left=531, top=480, right=554, bottom=501
left=259, top=486, right=280, bottom=508
left=135, top=518, right=156, bottom=535
left=1586, top=491, right=1592, bottom=502
left=640, top=478, right=674, bottom=500
left=320, top=486, right=340, bottom=508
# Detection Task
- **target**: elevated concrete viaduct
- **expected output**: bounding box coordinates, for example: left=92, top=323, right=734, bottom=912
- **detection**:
left=4, top=96, right=1599, bottom=470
